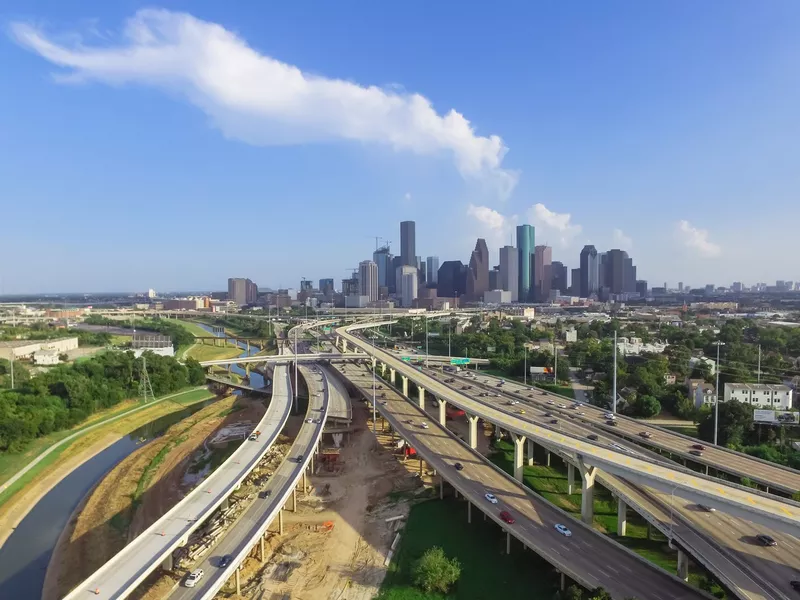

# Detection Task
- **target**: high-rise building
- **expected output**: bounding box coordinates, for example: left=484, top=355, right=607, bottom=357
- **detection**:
left=341, top=275, right=359, bottom=297
left=358, top=260, right=378, bottom=302
left=499, top=246, right=519, bottom=302
left=551, top=261, right=568, bottom=295
left=603, top=249, right=633, bottom=295
left=318, top=278, right=335, bottom=296
left=426, top=256, right=439, bottom=284
left=417, top=257, right=426, bottom=286
left=300, top=280, right=313, bottom=293
left=579, top=245, right=598, bottom=298
left=398, top=265, right=418, bottom=307
left=570, top=268, right=581, bottom=295
left=534, top=245, right=552, bottom=302
left=437, top=261, right=468, bottom=299
left=373, top=246, right=392, bottom=289
left=636, top=280, right=648, bottom=297
left=228, top=277, right=258, bottom=306
left=489, top=267, right=500, bottom=291
left=466, top=239, right=490, bottom=301
left=390, top=255, right=402, bottom=294
left=732, top=281, right=743, bottom=293
left=400, top=221, right=416, bottom=266
left=678, top=281, right=684, bottom=293
left=516, top=225, right=535, bottom=302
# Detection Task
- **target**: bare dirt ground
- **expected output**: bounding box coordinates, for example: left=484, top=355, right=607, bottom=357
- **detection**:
left=43, top=395, right=264, bottom=600
left=223, top=401, right=435, bottom=600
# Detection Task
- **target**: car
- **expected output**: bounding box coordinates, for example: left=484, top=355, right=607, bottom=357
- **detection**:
left=757, top=534, right=777, bottom=547
left=689, top=449, right=703, bottom=457
left=607, top=420, right=618, bottom=426
left=554, top=524, right=572, bottom=537
left=518, top=409, right=526, bottom=415
left=480, top=392, right=488, bottom=397
left=697, top=504, right=715, bottom=512
left=259, top=488, right=272, bottom=499
left=547, top=400, right=555, bottom=405
left=380, top=392, right=387, bottom=398
left=485, top=492, right=498, bottom=504
left=639, top=431, right=652, bottom=439
left=466, top=385, right=473, bottom=390
left=305, top=418, right=314, bottom=423
left=406, top=419, right=413, bottom=424
left=297, top=453, right=304, bottom=462
left=185, top=569, right=204, bottom=587
left=500, top=510, right=515, bottom=524
left=604, top=413, right=616, bottom=420
left=454, top=462, right=464, bottom=471
left=587, top=434, right=599, bottom=441
left=558, top=403, right=567, bottom=408
left=545, top=412, right=553, bottom=417
left=500, top=379, right=506, bottom=383
left=790, top=581, right=800, bottom=591
left=421, top=422, right=429, bottom=429
left=542, top=391, right=549, bottom=396
left=380, top=400, right=387, bottom=405
left=445, top=378, right=455, bottom=383
left=218, top=555, right=233, bottom=568
left=691, top=444, right=705, bottom=451
left=550, top=419, right=559, bottom=424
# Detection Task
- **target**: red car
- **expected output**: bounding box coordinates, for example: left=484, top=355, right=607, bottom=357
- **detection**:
left=691, top=444, right=705, bottom=451
left=499, top=510, right=515, bottom=524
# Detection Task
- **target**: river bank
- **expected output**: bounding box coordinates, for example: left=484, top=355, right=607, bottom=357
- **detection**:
left=43, top=395, right=266, bottom=600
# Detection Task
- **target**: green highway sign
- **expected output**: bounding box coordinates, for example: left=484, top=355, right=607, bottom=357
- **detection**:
left=401, top=356, right=412, bottom=362
left=451, top=358, right=471, bottom=365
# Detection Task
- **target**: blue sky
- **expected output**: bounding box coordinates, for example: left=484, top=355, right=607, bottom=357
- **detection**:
left=2, top=1, right=799, bottom=294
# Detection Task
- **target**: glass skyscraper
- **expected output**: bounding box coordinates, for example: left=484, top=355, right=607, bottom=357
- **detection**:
left=516, top=224, right=535, bottom=302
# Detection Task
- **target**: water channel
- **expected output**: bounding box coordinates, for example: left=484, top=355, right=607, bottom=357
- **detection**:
left=0, top=324, right=262, bottom=599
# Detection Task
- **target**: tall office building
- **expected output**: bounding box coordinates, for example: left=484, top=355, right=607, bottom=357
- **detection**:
left=466, top=239, right=490, bottom=301
left=416, top=257, right=426, bottom=286
left=373, top=246, right=392, bottom=289
left=516, top=224, right=535, bottom=302
left=489, top=267, right=500, bottom=291
left=603, top=249, right=633, bottom=295
left=228, top=277, right=257, bottom=306
left=499, top=246, right=519, bottom=302
left=579, top=245, right=599, bottom=298
left=400, top=221, right=416, bottom=266
left=398, top=265, right=418, bottom=307
left=358, top=260, right=378, bottom=302
left=318, top=278, right=335, bottom=296
left=534, top=245, right=552, bottom=302
left=437, top=261, right=468, bottom=299
left=341, top=275, right=359, bottom=297
left=426, top=256, right=440, bottom=284
left=570, top=268, right=581, bottom=295
left=551, top=261, right=568, bottom=294
left=390, top=255, right=402, bottom=294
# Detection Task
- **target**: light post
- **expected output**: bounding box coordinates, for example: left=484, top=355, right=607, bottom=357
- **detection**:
left=612, top=330, right=618, bottom=414
left=293, top=325, right=299, bottom=413
left=448, top=322, right=452, bottom=359
left=425, top=314, right=429, bottom=369
left=668, top=485, right=677, bottom=548
left=713, top=341, right=725, bottom=446
left=524, top=344, right=528, bottom=386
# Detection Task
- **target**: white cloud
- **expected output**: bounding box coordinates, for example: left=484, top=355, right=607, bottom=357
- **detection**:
left=676, top=220, right=721, bottom=258
left=467, top=204, right=506, bottom=231
left=612, top=228, right=632, bottom=249
left=528, top=203, right=582, bottom=246
left=403, top=192, right=412, bottom=203
left=11, top=9, right=516, bottom=197
left=466, top=204, right=517, bottom=250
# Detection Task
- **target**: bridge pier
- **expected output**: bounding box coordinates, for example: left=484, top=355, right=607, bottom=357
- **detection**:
left=467, top=501, right=472, bottom=523
left=279, top=509, right=284, bottom=535
left=380, top=362, right=387, bottom=377
left=567, top=462, right=575, bottom=495
left=578, top=460, right=597, bottom=525
left=247, top=340, right=250, bottom=354
left=617, top=497, right=627, bottom=536
left=161, top=553, right=173, bottom=572
left=291, top=488, right=297, bottom=512
left=417, top=386, right=425, bottom=410
left=560, top=572, right=566, bottom=592
left=235, top=567, right=241, bottom=596
left=513, top=435, right=526, bottom=482
left=439, top=478, right=444, bottom=500
left=677, top=549, right=689, bottom=581
left=494, top=424, right=503, bottom=440
left=467, top=414, right=479, bottom=449
left=259, top=535, right=265, bottom=563
left=402, top=375, right=408, bottom=397
left=527, top=439, right=535, bottom=466
left=438, top=399, right=447, bottom=425
left=506, top=531, right=511, bottom=555
left=389, top=368, right=396, bottom=384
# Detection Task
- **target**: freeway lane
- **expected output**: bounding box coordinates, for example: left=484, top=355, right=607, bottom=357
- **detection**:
left=63, top=367, right=293, bottom=600
left=423, top=368, right=790, bottom=600
left=340, top=365, right=704, bottom=600
left=169, top=364, right=329, bottom=600
left=340, top=325, right=800, bottom=537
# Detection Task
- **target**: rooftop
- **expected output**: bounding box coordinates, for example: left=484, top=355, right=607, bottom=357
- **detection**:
left=725, top=383, right=791, bottom=392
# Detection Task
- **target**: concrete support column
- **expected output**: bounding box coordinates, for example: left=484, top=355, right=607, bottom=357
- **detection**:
left=381, top=362, right=387, bottom=376
left=439, top=479, right=444, bottom=500
left=578, top=461, right=596, bottom=525
left=402, top=376, right=408, bottom=397
left=677, top=550, right=689, bottom=581
left=222, top=497, right=230, bottom=510
left=303, top=470, right=308, bottom=493
left=560, top=572, right=566, bottom=592
left=567, top=462, right=575, bottom=495
left=493, top=424, right=502, bottom=440
left=389, top=368, right=396, bottom=384
left=292, top=488, right=297, bottom=512
left=245, top=363, right=251, bottom=377
left=438, top=399, right=447, bottom=425
left=545, top=450, right=551, bottom=467
left=467, top=501, right=472, bottom=524
left=506, top=531, right=511, bottom=555
left=617, top=497, right=627, bottom=537
left=259, top=536, right=265, bottom=563
left=526, top=439, right=535, bottom=466
left=235, top=568, right=241, bottom=596
left=419, top=458, right=424, bottom=476
left=279, top=510, right=284, bottom=535
left=247, top=340, right=251, bottom=355
left=161, top=553, right=174, bottom=572
left=513, top=435, right=526, bottom=482
left=467, top=415, right=479, bottom=449
left=418, top=386, right=425, bottom=410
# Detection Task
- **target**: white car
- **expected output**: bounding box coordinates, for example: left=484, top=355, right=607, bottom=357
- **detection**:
left=604, top=413, right=616, bottom=420
left=558, top=404, right=567, bottom=409
left=185, top=569, right=204, bottom=587
left=554, top=524, right=572, bottom=537
left=485, top=492, right=498, bottom=504
left=421, top=422, right=429, bottom=429
left=305, top=418, right=314, bottom=423
left=547, top=400, right=555, bottom=405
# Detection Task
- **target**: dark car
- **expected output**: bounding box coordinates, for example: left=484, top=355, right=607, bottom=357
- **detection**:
left=454, top=462, right=464, bottom=471
left=259, top=488, right=272, bottom=499
left=691, top=444, right=705, bottom=451
left=297, top=454, right=304, bottom=462
left=542, top=391, right=548, bottom=396
left=445, top=378, right=455, bottom=383
left=550, top=419, right=559, bottom=424
left=790, top=581, right=800, bottom=591
left=689, top=449, right=703, bottom=457
left=639, top=431, right=653, bottom=439
left=545, top=412, right=553, bottom=417
left=218, top=554, right=233, bottom=568
left=587, top=434, right=599, bottom=441
left=757, top=534, right=777, bottom=547
left=607, top=420, right=618, bottom=426
left=380, top=392, right=387, bottom=398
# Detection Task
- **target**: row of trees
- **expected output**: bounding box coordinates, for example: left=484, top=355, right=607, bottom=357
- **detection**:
left=1, top=323, right=113, bottom=347
left=201, top=316, right=274, bottom=339
left=84, top=315, right=195, bottom=349
left=0, top=351, right=206, bottom=452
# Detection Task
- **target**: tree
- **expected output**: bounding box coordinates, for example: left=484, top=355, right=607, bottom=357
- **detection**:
left=562, top=585, right=584, bottom=600
left=697, top=400, right=754, bottom=447
left=411, top=546, right=461, bottom=594
left=588, top=588, right=613, bottom=600
left=633, top=395, right=661, bottom=418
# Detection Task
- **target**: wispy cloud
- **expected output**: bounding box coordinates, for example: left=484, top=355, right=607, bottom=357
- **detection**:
left=466, top=204, right=517, bottom=249
left=403, top=192, right=412, bottom=203
left=676, top=220, right=721, bottom=257
left=528, top=203, right=582, bottom=246
left=612, top=228, right=632, bottom=249
left=11, top=9, right=517, bottom=197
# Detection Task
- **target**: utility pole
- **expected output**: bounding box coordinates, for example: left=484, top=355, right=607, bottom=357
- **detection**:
left=294, top=326, right=299, bottom=413
left=524, top=344, right=528, bottom=386
left=554, top=343, right=558, bottom=385
left=713, top=341, right=725, bottom=445
left=757, top=344, right=761, bottom=384
left=425, top=315, right=429, bottom=368
left=9, top=353, right=14, bottom=390
left=612, top=330, right=618, bottom=414
left=139, top=357, right=155, bottom=403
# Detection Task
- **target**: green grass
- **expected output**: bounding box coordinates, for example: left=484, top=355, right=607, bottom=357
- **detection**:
left=661, top=425, right=699, bottom=437
left=185, top=343, right=243, bottom=362
left=377, top=499, right=559, bottom=600
left=173, top=320, right=214, bottom=338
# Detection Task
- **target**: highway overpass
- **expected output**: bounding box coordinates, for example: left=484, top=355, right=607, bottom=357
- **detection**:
left=62, top=366, right=293, bottom=600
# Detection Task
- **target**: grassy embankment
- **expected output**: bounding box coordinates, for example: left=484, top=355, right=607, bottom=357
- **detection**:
left=0, top=388, right=215, bottom=511
left=172, top=320, right=243, bottom=362
left=377, top=499, right=559, bottom=600
left=489, top=439, right=725, bottom=596
left=482, top=368, right=575, bottom=399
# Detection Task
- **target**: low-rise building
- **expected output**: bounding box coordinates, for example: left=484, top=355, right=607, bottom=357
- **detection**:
left=131, top=333, right=174, bottom=358
left=0, top=337, right=79, bottom=361
left=34, top=348, right=61, bottom=365
left=484, top=290, right=512, bottom=304
left=723, top=383, right=793, bottom=410
left=693, top=382, right=716, bottom=409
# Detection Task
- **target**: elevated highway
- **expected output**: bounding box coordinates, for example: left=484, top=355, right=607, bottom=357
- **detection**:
left=205, top=375, right=270, bottom=395
left=62, top=367, right=294, bottom=600
left=338, top=324, right=800, bottom=537
left=340, top=365, right=705, bottom=600
left=198, top=352, right=367, bottom=367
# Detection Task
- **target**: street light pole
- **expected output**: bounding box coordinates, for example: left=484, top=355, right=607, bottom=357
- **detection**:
left=612, top=330, right=618, bottom=414
left=714, top=341, right=725, bottom=446
left=448, top=324, right=451, bottom=359
left=293, top=326, right=299, bottom=413
left=425, top=315, right=429, bottom=368
left=524, top=345, right=528, bottom=386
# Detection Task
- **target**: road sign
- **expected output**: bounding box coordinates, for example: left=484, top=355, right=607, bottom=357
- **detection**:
left=530, top=366, right=553, bottom=374
left=451, top=358, right=471, bottom=365
left=754, top=409, right=799, bottom=424
left=401, top=356, right=412, bottom=362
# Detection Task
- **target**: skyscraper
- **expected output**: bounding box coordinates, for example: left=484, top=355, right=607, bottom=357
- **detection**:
left=400, top=221, right=416, bottom=266
left=358, top=260, right=378, bottom=302
left=489, top=267, right=500, bottom=291
left=516, top=224, right=535, bottom=302
left=389, top=255, right=402, bottom=294
left=466, top=238, right=490, bottom=301
left=228, top=277, right=257, bottom=306
left=604, top=249, right=631, bottom=295
left=551, top=261, right=568, bottom=295
left=398, top=265, right=418, bottom=307
left=579, top=245, right=599, bottom=298
left=499, top=246, right=519, bottom=302
left=437, top=261, right=468, bottom=299
left=570, top=268, right=581, bottom=295
left=534, top=245, right=552, bottom=302
left=318, top=278, right=335, bottom=296
left=426, top=256, right=440, bottom=284
left=373, top=246, right=392, bottom=289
